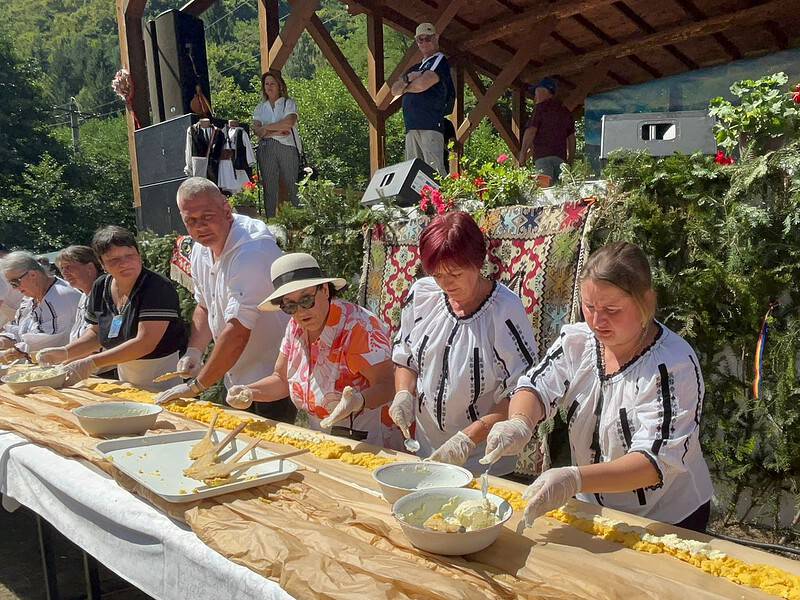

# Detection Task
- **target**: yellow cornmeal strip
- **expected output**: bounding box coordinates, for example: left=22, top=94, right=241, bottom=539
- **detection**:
left=467, top=480, right=526, bottom=511
left=548, top=507, right=800, bottom=600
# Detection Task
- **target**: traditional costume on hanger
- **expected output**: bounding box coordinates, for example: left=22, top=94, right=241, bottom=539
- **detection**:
left=184, top=122, right=226, bottom=184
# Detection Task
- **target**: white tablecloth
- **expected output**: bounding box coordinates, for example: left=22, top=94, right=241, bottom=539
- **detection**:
left=0, top=430, right=294, bottom=600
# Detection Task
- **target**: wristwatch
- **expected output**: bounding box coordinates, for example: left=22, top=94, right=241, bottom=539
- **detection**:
left=188, top=377, right=207, bottom=395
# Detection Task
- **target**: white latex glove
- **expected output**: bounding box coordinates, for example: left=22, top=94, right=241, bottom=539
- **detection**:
left=319, top=386, right=365, bottom=429
left=427, top=431, right=476, bottom=466
left=177, top=347, right=203, bottom=378
left=36, top=347, right=69, bottom=366
left=64, top=357, right=98, bottom=385
left=155, top=382, right=199, bottom=405
left=226, top=385, right=254, bottom=410
left=388, top=390, right=415, bottom=438
left=522, top=466, right=582, bottom=527
left=480, top=416, right=534, bottom=465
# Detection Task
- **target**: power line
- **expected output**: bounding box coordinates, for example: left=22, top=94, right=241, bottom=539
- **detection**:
left=206, top=0, right=253, bottom=31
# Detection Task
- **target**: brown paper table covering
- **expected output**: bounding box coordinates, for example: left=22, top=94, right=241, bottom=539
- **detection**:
left=0, top=382, right=798, bottom=599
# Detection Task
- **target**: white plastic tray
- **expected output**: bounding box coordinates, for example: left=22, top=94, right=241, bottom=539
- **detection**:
left=96, top=430, right=299, bottom=503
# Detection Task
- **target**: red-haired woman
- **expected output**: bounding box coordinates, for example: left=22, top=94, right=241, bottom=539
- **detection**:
left=389, top=211, right=538, bottom=475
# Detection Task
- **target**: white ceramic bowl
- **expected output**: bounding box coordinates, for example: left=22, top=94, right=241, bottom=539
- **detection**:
left=72, top=402, right=162, bottom=437
left=392, top=487, right=513, bottom=555
left=1, top=367, right=68, bottom=394
left=372, top=461, right=474, bottom=504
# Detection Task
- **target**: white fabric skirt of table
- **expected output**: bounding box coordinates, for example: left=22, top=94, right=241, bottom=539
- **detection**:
left=0, top=430, right=294, bottom=600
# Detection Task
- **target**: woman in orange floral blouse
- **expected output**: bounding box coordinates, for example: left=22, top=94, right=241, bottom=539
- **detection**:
left=225, top=252, right=401, bottom=448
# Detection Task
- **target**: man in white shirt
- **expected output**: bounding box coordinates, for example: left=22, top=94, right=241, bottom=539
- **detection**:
left=0, top=244, right=23, bottom=328
left=155, top=177, right=296, bottom=423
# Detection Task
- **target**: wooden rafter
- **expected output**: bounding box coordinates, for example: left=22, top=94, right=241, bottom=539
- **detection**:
left=457, top=17, right=556, bottom=143
left=526, top=0, right=791, bottom=81
left=374, top=0, right=468, bottom=110
left=549, top=31, right=629, bottom=87
left=671, top=0, right=742, bottom=60
left=456, top=0, right=618, bottom=50
left=612, top=1, right=698, bottom=70
left=463, top=67, right=519, bottom=155
left=562, top=62, right=611, bottom=111
left=571, top=13, right=661, bottom=78
left=258, top=0, right=280, bottom=73
left=306, top=13, right=377, bottom=122
left=268, top=0, right=319, bottom=71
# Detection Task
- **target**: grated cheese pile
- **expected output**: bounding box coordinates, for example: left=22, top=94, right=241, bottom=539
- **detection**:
left=548, top=507, right=800, bottom=600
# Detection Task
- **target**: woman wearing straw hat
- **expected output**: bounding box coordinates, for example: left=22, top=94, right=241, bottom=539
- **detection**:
left=225, top=253, right=400, bottom=447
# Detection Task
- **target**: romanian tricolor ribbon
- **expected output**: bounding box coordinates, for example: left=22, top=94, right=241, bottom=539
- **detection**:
left=753, top=302, right=778, bottom=400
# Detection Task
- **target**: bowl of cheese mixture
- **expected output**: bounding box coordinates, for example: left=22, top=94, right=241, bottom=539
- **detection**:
left=392, top=487, right=512, bottom=555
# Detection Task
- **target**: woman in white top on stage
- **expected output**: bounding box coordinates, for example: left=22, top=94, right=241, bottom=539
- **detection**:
left=482, top=241, right=714, bottom=532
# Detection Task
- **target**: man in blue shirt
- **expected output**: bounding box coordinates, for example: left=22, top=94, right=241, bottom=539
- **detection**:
left=391, top=23, right=454, bottom=175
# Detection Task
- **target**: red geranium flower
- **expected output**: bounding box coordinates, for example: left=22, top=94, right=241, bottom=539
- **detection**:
left=497, top=153, right=509, bottom=164
left=714, top=150, right=735, bottom=165
left=450, top=172, right=461, bottom=180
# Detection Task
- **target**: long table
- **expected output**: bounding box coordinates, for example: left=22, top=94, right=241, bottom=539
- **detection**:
left=1, top=383, right=799, bottom=600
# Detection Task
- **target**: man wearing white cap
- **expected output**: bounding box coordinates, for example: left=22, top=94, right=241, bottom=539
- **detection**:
left=223, top=252, right=401, bottom=448
left=391, top=22, right=454, bottom=175
left=155, top=178, right=296, bottom=424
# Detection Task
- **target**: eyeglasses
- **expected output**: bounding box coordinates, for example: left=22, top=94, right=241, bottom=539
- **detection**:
left=278, top=291, right=318, bottom=315
left=8, top=271, right=31, bottom=288
left=416, top=35, right=434, bottom=43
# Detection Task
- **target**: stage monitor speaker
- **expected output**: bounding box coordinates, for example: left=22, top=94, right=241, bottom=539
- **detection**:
left=144, top=9, right=210, bottom=124
left=361, top=159, right=439, bottom=207
left=135, top=113, right=198, bottom=186
left=137, top=177, right=188, bottom=235
left=600, top=110, right=716, bottom=158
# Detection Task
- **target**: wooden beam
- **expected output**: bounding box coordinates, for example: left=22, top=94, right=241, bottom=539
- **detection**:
left=527, top=0, right=790, bottom=80
left=118, top=0, right=149, bottom=210
left=549, top=31, right=627, bottom=90
left=763, top=20, right=789, bottom=50
left=457, top=0, right=617, bottom=50
left=511, top=87, right=524, bottom=144
left=306, top=13, right=377, bottom=122
left=463, top=67, right=519, bottom=155
left=572, top=13, right=661, bottom=78
left=671, top=0, right=742, bottom=60
left=258, top=0, right=280, bottom=73
left=374, top=0, right=468, bottom=111
left=612, top=2, right=698, bottom=70
left=268, top=0, right=319, bottom=71
left=367, top=10, right=385, bottom=174
left=562, top=62, right=611, bottom=111
left=180, top=0, right=218, bottom=17
left=457, top=17, right=556, bottom=143
left=449, top=64, right=465, bottom=173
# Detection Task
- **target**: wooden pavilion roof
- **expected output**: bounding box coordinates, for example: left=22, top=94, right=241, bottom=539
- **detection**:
left=345, top=0, right=800, bottom=100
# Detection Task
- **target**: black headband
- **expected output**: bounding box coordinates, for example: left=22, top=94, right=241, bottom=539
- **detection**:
left=271, top=266, right=324, bottom=291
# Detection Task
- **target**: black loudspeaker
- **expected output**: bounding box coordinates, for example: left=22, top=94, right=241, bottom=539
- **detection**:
left=361, top=159, right=439, bottom=207
left=137, top=178, right=188, bottom=235
left=144, top=9, right=210, bottom=124
left=134, top=114, right=198, bottom=186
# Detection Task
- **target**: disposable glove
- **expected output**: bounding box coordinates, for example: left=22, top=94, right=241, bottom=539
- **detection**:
left=522, top=466, right=582, bottom=527
left=36, top=347, right=69, bottom=366
left=388, top=390, right=415, bottom=438
left=176, top=347, right=203, bottom=378
left=225, top=385, right=254, bottom=410
left=64, top=357, right=98, bottom=385
left=155, top=382, right=198, bottom=405
left=480, top=416, right=534, bottom=465
left=319, top=386, right=365, bottom=429
left=427, top=431, right=476, bottom=466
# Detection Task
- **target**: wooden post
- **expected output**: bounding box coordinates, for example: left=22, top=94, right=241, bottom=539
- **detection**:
left=268, top=0, right=320, bottom=71
left=449, top=64, right=464, bottom=173
left=258, top=0, right=280, bottom=73
left=116, top=0, right=150, bottom=210
left=367, top=9, right=386, bottom=174
left=512, top=87, right=525, bottom=148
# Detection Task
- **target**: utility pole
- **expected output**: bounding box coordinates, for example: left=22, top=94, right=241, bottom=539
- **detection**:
left=68, top=97, right=80, bottom=152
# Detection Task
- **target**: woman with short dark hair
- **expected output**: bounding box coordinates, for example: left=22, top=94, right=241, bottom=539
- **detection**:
left=45, top=226, right=186, bottom=391
left=388, top=211, right=538, bottom=475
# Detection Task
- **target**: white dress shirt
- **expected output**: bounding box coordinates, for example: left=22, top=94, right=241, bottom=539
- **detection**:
left=252, top=97, right=302, bottom=151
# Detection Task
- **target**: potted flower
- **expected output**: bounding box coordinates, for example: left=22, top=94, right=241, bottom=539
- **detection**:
left=229, top=180, right=260, bottom=217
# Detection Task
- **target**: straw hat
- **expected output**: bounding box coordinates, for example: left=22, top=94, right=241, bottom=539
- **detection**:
left=258, top=253, right=347, bottom=312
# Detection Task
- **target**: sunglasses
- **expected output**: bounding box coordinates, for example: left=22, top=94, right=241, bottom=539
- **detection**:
left=279, top=290, right=319, bottom=315
left=416, top=35, right=434, bottom=43
left=8, top=270, right=31, bottom=288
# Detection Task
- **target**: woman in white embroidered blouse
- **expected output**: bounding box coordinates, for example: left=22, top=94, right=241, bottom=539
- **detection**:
left=389, top=211, right=538, bottom=476
left=481, top=242, right=714, bottom=531
left=252, top=69, right=301, bottom=217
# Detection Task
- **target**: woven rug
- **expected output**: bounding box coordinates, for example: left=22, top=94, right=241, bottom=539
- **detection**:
left=358, top=201, right=596, bottom=476
left=169, top=235, right=195, bottom=293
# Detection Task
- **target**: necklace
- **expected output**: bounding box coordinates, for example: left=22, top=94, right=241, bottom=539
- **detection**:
left=601, top=322, right=656, bottom=375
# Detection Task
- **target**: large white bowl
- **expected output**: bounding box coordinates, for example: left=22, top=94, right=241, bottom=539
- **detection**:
left=372, top=461, right=474, bottom=504
left=72, top=402, right=162, bottom=437
left=1, top=367, right=68, bottom=394
left=392, top=487, right=513, bottom=555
